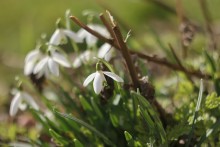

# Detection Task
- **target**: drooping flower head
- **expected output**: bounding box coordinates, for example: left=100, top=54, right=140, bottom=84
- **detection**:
left=10, top=88, right=39, bottom=117
left=49, top=18, right=83, bottom=45
left=49, top=28, right=83, bottom=45
left=24, top=49, right=42, bottom=76
left=83, top=70, right=123, bottom=94
left=77, top=24, right=110, bottom=47
left=33, top=46, right=71, bottom=77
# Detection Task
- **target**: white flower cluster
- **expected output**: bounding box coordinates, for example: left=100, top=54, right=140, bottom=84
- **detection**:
left=10, top=16, right=124, bottom=117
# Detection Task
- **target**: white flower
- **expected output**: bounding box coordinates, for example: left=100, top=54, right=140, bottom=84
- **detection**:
left=24, top=49, right=42, bottom=76
left=98, top=43, right=114, bottom=61
left=10, top=91, right=39, bottom=117
left=83, top=70, right=123, bottom=94
left=77, top=24, right=110, bottom=46
left=33, top=49, right=71, bottom=77
left=73, top=50, right=94, bottom=68
left=49, top=28, right=83, bottom=45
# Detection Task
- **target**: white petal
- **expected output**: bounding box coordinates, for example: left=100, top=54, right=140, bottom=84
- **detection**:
left=19, top=102, right=27, bottom=111
left=10, top=92, right=22, bottom=116
left=103, top=71, right=124, bottom=82
left=83, top=72, right=96, bottom=87
left=24, top=61, right=35, bottom=75
left=25, top=50, right=40, bottom=63
left=89, top=24, right=110, bottom=38
left=77, top=29, right=88, bottom=40
left=86, top=34, right=97, bottom=46
left=63, top=29, right=83, bottom=43
left=52, top=52, right=71, bottom=67
left=22, top=92, right=39, bottom=110
left=48, top=58, right=59, bottom=76
left=73, top=58, right=82, bottom=68
left=49, top=29, right=64, bottom=45
left=93, top=71, right=105, bottom=94
left=104, top=49, right=113, bottom=61
left=98, top=43, right=111, bottom=58
left=33, top=57, right=48, bottom=74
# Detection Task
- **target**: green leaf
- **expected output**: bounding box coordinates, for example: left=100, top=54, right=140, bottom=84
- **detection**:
left=90, top=97, right=103, bottom=119
left=54, top=110, right=116, bottom=147
left=124, top=131, right=133, bottom=141
left=79, top=95, right=93, bottom=111
left=124, top=131, right=134, bottom=147
left=205, top=92, right=220, bottom=109
left=109, top=113, right=119, bottom=127
left=73, top=138, right=84, bottom=147
left=204, top=50, right=220, bottom=95
left=131, top=91, right=167, bottom=146
left=186, top=79, right=204, bottom=147
left=138, top=105, right=155, bottom=129
left=49, top=129, right=68, bottom=145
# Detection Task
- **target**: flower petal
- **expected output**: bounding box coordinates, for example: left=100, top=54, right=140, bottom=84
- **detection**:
left=49, top=29, right=64, bottom=45
left=86, top=34, right=97, bottom=46
left=73, top=58, right=82, bottom=68
left=48, top=58, right=59, bottom=76
left=25, top=50, right=40, bottom=63
left=98, top=43, right=111, bottom=58
left=104, top=49, right=113, bottom=61
left=10, top=92, right=22, bottom=116
left=77, top=28, right=88, bottom=40
left=93, top=71, right=105, bottom=94
left=52, top=52, right=71, bottom=67
left=63, top=29, right=83, bottom=43
left=103, top=71, right=124, bottom=82
left=33, top=57, right=48, bottom=74
left=22, top=92, right=39, bottom=110
left=24, top=61, right=35, bottom=75
left=83, top=72, right=96, bottom=87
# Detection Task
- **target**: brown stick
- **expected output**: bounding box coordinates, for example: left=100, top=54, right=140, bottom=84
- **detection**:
left=112, top=25, right=140, bottom=90
left=99, top=13, right=115, bottom=39
left=70, top=16, right=212, bottom=80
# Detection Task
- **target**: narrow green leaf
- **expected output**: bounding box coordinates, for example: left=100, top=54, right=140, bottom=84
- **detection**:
left=186, top=79, right=204, bottom=147
left=124, top=131, right=134, bottom=147
left=90, top=97, right=103, bottom=119
left=73, top=138, right=84, bottom=147
left=204, top=50, right=216, bottom=72
left=54, top=110, right=116, bottom=147
left=138, top=105, right=155, bottom=129
left=204, top=50, right=220, bottom=95
left=49, top=129, right=68, bottom=145
left=109, top=113, right=119, bottom=127
left=131, top=91, right=167, bottom=146
left=124, top=131, right=133, bottom=141
left=79, top=95, right=93, bottom=111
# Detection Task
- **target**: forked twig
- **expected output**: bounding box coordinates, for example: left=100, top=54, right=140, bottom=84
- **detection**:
left=70, top=16, right=212, bottom=80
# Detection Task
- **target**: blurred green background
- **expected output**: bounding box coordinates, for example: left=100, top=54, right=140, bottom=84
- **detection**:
left=0, top=0, right=220, bottom=105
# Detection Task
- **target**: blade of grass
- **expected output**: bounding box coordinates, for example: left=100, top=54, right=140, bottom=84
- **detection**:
left=186, top=79, right=204, bottom=147
left=131, top=91, right=167, bottom=146
left=54, top=110, right=116, bottom=147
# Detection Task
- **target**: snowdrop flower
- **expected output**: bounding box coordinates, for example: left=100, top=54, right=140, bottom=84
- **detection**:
left=24, top=49, right=42, bottom=76
left=49, top=28, right=83, bottom=45
left=77, top=24, right=110, bottom=46
left=10, top=90, right=39, bottom=117
left=83, top=70, right=123, bottom=94
left=98, top=43, right=114, bottom=61
left=33, top=49, right=71, bottom=77
left=73, top=50, right=94, bottom=68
